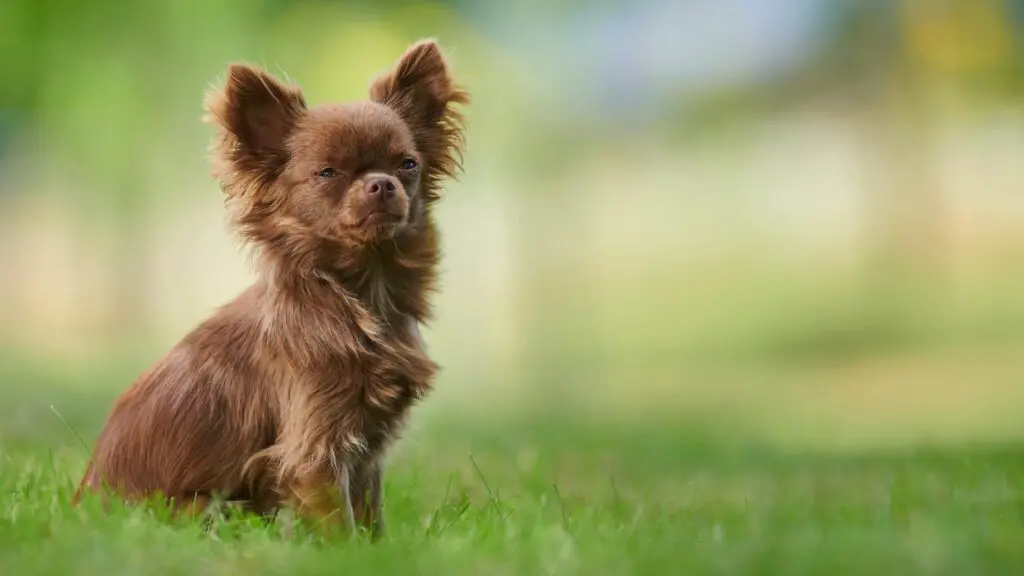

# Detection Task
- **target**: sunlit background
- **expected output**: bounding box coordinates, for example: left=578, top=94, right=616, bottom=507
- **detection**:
left=2, top=0, right=1024, bottom=452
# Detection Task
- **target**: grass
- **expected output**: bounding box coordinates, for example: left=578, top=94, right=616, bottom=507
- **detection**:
left=3, top=417, right=1024, bottom=574
left=3, top=354, right=1024, bottom=574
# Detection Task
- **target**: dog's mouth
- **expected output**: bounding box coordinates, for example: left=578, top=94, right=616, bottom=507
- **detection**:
left=360, top=211, right=405, bottom=227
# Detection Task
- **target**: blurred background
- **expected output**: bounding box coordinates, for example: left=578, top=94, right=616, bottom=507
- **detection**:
left=1, top=0, right=1024, bottom=451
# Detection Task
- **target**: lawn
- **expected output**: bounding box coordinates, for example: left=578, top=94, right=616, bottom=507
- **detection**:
left=2, top=354, right=1024, bottom=575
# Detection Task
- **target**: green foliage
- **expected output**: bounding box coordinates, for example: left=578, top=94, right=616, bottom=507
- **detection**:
left=4, top=421, right=1024, bottom=574
left=3, top=355, right=1024, bottom=574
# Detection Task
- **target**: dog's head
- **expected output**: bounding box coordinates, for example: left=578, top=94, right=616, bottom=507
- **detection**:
left=205, top=40, right=467, bottom=271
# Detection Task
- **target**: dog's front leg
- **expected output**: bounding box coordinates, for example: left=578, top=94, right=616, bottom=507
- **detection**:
left=368, top=463, right=386, bottom=539
left=337, top=463, right=357, bottom=535
left=353, top=461, right=386, bottom=539
left=285, top=465, right=356, bottom=540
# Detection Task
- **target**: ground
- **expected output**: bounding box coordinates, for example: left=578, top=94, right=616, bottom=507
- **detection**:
left=2, top=354, right=1024, bottom=575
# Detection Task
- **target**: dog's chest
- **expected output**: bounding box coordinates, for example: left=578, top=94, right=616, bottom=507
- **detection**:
left=329, top=315, right=437, bottom=456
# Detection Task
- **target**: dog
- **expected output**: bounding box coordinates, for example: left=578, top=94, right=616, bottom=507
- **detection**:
left=72, top=39, right=469, bottom=539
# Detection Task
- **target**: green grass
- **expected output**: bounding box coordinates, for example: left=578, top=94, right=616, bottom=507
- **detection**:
left=3, top=416, right=1024, bottom=575
left=3, top=353, right=1024, bottom=574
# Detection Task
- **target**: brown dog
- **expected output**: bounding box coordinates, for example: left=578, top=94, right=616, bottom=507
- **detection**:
left=72, top=39, right=468, bottom=538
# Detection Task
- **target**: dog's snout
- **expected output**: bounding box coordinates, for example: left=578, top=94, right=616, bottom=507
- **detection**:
left=364, top=176, right=397, bottom=200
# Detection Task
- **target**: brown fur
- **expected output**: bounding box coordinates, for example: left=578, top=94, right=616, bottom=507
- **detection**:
left=72, top=39, right=469, bottom=538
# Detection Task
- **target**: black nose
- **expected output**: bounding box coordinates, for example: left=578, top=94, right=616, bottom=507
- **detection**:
left=364, top=176, right=397, bottom=200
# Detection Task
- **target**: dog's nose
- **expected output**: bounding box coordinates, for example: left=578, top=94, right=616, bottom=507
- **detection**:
left=364, top=176, right=397, bottom=200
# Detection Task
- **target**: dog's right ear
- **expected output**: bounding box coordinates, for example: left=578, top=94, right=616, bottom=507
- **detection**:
left=204, top=64, right=306, bottom=171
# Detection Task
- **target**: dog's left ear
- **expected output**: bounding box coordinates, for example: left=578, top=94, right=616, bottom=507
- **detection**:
left=370, top=39, right=469, bottom=199
left=370, top=39, right=461, bottom=127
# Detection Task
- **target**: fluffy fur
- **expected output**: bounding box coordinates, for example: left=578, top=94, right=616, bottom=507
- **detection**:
left=72, top=39, right=469, bottom=538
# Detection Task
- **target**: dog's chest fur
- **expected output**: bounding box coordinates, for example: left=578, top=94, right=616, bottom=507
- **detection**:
left=257, top=271, right=438, bottom=482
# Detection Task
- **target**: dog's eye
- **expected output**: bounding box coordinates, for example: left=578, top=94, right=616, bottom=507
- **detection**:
left=400, top=158, right=418, bottom=171
left=318, top=168, right=337, bottom=178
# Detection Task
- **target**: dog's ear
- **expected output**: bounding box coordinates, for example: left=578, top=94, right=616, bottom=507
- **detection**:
left=205, top=64, right=306, bottom=175
left=369, top=39, right=469, bottom=201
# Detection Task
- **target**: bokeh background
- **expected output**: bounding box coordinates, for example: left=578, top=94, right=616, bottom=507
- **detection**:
left=2, top=0, right=1024, bottom=452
